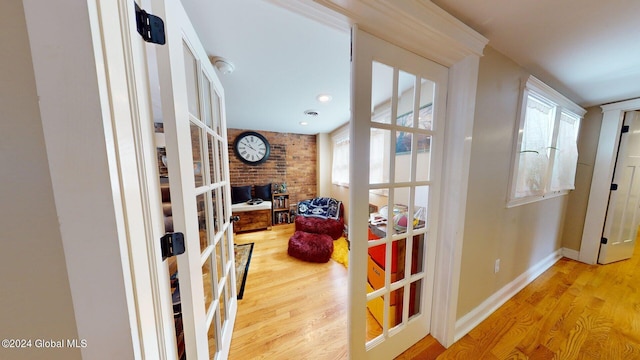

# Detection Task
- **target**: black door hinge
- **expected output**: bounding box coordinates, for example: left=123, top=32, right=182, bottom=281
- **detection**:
left=135, top=3, right=166, bottom=45
left=611, top=183, right=618, bottom=191
left=622, top=125, right=630, bottom=133
left=161, top=232, right=185, bottom=260
left=601, top=237, right=608, bottom=244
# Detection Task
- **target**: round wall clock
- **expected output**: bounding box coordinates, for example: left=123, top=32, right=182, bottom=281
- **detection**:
left=233, top=131, right=270, bottom=165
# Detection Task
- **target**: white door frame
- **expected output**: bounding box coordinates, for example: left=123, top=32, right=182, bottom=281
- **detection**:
left=580, top=98, right=640, bottom=264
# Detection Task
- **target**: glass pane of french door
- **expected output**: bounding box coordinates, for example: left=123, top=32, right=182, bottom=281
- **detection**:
left=351, top=27, right=447, bottom=359
left=366, top=60, right=435, bottom=342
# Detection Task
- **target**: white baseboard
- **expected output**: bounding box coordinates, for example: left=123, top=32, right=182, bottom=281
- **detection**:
left=562, top=247, right=580, bottom=261
left=453, top=249, right=563, bottom=342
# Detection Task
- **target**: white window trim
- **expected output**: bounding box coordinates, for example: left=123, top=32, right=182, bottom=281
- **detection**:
left=507, top=76, right=586, bottom=208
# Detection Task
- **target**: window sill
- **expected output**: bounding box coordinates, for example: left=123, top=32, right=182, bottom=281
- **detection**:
left=506, top=190, right=570, bottom=208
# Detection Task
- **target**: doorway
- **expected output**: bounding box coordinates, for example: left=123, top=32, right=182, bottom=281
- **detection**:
left=92, top=0, right=486, bottom=357
left=581, top=99, right=640, bottom=264
left=176, top=0, right=486, bottom=355
left=598, top=111, right=640, bottom=264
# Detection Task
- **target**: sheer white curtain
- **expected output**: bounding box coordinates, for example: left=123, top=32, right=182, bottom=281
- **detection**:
left=332, top=127, right=350, bottom=186
left=515, top=95, right=555, bottom=198
left=550, top=112, right=580, bottom=191
left=369, top=128, right=387, bottom=184
left=509, top=76, right=585, bottom=206
left=330, top=126, right=389, bottom=187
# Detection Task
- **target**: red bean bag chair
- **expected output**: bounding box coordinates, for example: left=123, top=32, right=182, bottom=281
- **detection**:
left=294, top=202, right=345, bottom=240
left=288, top=231, right=334, bottom=263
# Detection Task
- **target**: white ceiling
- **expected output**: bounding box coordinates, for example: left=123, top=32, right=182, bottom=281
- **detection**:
left=181, top=0, right=351, bottom=135
left=181, top=0, right=640, bottom=135
left=432, top=0, right=640, bottom=108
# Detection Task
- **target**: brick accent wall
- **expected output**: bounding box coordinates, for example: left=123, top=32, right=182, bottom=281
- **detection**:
left=227, top=129, right=317, bottom=206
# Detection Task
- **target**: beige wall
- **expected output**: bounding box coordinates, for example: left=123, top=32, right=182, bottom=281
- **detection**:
left=560, top=107, right=603, bottom=251
left=0, top=1, right=80, bottom=359
left=457, top=47, right=570, bottom=317
left=333, top=185, right=351, bottom=225
left=317, top=133, right=333, bottom=197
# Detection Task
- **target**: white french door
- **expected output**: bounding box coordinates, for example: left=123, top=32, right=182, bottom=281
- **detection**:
left=599, top=111, right=640, bottom=264
left=149, top=0, right=237, bottom=358
left=349, top=27, right=448, bottom=359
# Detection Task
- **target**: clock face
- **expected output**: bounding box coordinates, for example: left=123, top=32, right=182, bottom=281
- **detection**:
left=233, top=131, right=270, bottom=165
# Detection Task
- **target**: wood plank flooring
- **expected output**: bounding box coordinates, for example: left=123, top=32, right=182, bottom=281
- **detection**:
left=229, top=224, right=348, bottom=359
left=230, top=225, right=640, bottom=359
left=398, top=243, right=640, bottom=359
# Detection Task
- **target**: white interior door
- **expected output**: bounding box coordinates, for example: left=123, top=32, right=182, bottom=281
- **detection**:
left=599, top=111, right=640, bottom=264
left=150, top=0, right=237, bottom=358
left=349, top=27, right=448, bottom=359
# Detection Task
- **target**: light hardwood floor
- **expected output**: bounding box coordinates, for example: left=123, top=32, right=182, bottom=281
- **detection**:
left=230, top=225, right=640, bottom=359
left=398, top=241, right=640, bottom=359
left=230, top=224, right=348, bottom=359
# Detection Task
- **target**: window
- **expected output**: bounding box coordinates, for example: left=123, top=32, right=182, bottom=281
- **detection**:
left=331, top=126, right=349, bottom=186
left=330, top=126, right=390, bottom=188
left=508, top=76, right=586, bottom=207
left=368, top=128, right=387, bottom=184
left=331, top=120, right=393, bottom=189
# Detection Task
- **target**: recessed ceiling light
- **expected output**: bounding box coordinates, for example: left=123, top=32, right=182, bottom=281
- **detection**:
left=317, top=94, right=333, bottom=103
left=299, top=121, right=309, bottom=126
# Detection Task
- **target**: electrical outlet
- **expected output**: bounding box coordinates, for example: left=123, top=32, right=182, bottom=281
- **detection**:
left=494, top=259, right=500, bottom=274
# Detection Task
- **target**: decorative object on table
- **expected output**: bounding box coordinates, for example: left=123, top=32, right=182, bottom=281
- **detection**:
left=376, top=204, right=425, bottom=232
left=280, top=183, right=287, bottom=193
left=233, top=131, right=270, bottom=165
left=234, top=243, right=254, bottom=299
